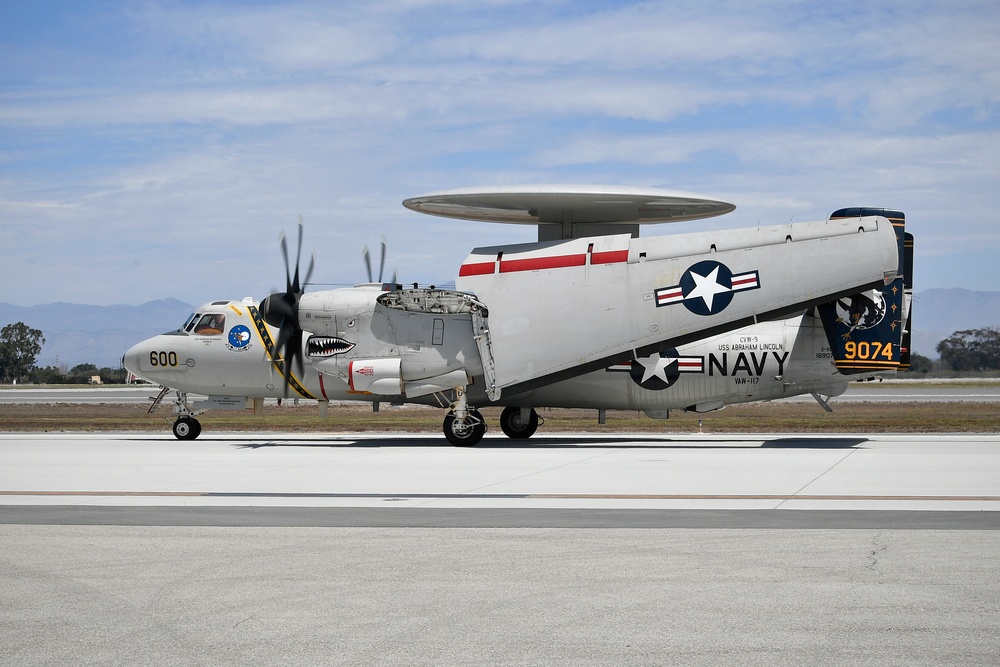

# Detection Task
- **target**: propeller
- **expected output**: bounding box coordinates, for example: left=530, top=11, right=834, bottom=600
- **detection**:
left=260, top=219, right=314, bottom=395
left=362, top=235, right=388, bottom=283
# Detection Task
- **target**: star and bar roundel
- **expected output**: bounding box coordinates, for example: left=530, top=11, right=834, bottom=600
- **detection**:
left=607, top=348, right=704, bottom=390
left=654, top=260, right=761, bottom=316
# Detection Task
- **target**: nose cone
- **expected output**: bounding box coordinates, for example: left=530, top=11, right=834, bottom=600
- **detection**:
left=122, top=340, right=149, bottom=379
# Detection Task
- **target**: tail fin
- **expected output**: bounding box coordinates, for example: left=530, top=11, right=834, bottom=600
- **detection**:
left=818, top=208, right=908, bottom=374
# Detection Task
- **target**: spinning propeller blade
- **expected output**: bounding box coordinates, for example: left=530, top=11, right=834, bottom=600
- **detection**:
left=362, top=245, right=372, bottom=283
left=362, top=236, right=389, bottom=283
left=261, top=221, right=313, bottom=396
left=262, top=226, right=395, bottom=396
left=378, top=235, right=387, bottom=283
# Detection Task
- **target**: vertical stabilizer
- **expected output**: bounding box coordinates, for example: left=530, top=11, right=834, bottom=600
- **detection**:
left=818, top=209, right=908, bottom=374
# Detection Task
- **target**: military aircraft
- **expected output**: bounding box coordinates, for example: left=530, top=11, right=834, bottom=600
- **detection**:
left=122, top=186, right=910, bottom=445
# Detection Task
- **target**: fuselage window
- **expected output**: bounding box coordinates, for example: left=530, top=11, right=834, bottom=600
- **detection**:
left=193, top=313, right=226, bottom=335
left=184, top=313, right=202, bottom=333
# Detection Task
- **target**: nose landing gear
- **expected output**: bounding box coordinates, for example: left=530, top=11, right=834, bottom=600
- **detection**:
left=150, top=389, right=205, bottom=440
left=172, top=416, right=202, bottom=440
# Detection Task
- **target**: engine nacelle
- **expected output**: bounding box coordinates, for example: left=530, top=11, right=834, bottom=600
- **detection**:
left=297, top=286, right=383, bottom=337
left=344, top=358, right=470, bottom=398
left=404, top=369, right=470, bottom=399
left=348, top=358, right=403, bottom=395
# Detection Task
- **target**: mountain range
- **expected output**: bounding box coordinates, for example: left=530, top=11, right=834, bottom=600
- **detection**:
left=2, top=289, right=998, bottom=369
left=0, top=299, right=194, bottom=369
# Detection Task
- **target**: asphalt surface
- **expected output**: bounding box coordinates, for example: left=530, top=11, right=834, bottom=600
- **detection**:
left=2, top=431, right=998, bottom=666
left=3, top=525, right=998, bottom=666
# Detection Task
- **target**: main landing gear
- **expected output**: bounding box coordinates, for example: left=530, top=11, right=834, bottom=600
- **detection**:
left=499, top=406, right=539, bottom=439
left=441, top=388, right=541, bottom=446
left=442, top=385, right=485, bottom=446
left=443, top=409, right=486, bottom=446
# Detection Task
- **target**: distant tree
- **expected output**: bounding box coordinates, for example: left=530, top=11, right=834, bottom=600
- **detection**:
left=68, top=363, right=99, bottom=383
left=28, top=366, right=67, bottom=384
left=99, top=367, right=127, bottom=384
left=0, top=322, right=45, bottom=383
left=23, top=362, right=127, bottom=385
left=905, top=353, right=934, bottom=374
left=936, top=328, right=1000, bottom=372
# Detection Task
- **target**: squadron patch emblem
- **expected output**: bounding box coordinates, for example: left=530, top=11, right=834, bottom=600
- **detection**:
left=832, top=290, right=887, bottom=332
left=226, top=325, right=253, bottom=351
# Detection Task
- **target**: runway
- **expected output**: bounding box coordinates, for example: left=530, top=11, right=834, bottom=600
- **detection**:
left=3, top=432, right=1000, bottom=515
left=2, top=432, right=998, bottom=665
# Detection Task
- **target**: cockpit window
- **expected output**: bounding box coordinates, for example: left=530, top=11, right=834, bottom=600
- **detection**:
left=193, top=313, right=226, bottom=335
left=181, top=313, right=198, bottom=332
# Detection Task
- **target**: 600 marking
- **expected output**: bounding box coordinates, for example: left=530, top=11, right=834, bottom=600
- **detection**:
left=149, top=351, right=178, bottom=367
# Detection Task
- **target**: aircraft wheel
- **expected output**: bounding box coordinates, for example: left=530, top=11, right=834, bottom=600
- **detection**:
left=172, top=416, right=202, bottom=440
left=443, top=410, right=486, bottom=447
left=499, top=406, right=539, bottom=439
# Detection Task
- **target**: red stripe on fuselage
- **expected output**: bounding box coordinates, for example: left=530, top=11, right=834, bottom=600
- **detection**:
left=590, top=249, right=629, bottom=264
left=460, top=248, right=628, bottom=276
left=458, top=261, right=497, bottom=277
left=500, top=254, right=587, bottom=273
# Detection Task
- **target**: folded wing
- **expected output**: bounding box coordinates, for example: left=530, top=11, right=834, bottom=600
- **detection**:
left=458, top=216, right=899, bottom=399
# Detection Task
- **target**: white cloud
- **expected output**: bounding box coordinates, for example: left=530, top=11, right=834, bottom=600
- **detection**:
left=1, top=0, right=999, bottom=305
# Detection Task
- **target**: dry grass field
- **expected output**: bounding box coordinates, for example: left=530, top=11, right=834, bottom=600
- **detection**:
left=1, top=400, right=996, bottom=435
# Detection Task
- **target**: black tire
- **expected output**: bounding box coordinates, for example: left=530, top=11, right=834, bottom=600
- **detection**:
left=172, top=416, right=201, bottom=440
left=443, top=410, right=486, bottom=447
left=499, top=406, right=539, bottom=439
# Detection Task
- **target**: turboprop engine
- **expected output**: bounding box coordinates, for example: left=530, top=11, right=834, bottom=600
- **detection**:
left=299, top=287, right=487, bottom=400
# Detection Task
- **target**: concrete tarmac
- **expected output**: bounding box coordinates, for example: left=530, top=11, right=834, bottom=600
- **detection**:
left=2, top=432, right=999, bottom=665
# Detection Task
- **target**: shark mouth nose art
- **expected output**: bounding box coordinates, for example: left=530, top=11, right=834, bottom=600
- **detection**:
left=307, top=336, right=355, bottom=357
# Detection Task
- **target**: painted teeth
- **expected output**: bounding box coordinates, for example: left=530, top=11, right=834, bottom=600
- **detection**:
left=307, top=336, right=355, bottom=357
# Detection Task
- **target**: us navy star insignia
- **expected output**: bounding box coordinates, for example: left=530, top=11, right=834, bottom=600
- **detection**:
left=653, top=260, right=761, bottom=316
left=685, top=265, right=731, bottom=312
left=636, top=353, right=674, bottom=384
left=606, top=350, right=705, bottom=390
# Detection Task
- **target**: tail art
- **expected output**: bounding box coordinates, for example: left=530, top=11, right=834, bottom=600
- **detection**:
left=818, top=208, right=910, bottom=374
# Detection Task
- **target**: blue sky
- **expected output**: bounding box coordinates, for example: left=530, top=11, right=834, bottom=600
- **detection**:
left=2, top=0, right=998, bottom=306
